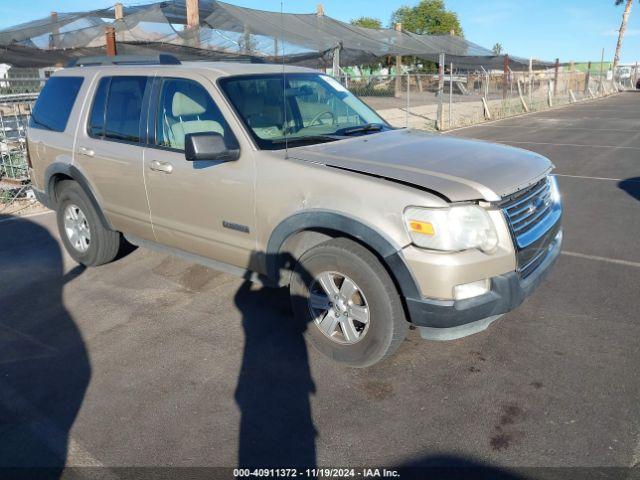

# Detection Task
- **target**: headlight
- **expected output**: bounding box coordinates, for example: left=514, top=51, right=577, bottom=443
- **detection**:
left=404, top=205, right=499, bottom=253
left=549, top=175, right=561, bottom=204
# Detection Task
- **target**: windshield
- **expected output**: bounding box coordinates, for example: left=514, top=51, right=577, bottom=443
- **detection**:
left=219, top=73, right=390, bottom=150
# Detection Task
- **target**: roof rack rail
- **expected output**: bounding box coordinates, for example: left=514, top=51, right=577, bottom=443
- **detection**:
left=67, top=54, right=181, bottom=68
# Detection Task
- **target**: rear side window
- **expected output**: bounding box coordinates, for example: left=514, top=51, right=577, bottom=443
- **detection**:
left=88, top=77, right=109, bottom=137
left=30, top=76, right=84, bottom=132
left=88, top=76, right=148, bottom=143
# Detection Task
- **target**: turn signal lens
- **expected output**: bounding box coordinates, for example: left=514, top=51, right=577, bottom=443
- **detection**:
left=408, top=220, right=435, bottom=236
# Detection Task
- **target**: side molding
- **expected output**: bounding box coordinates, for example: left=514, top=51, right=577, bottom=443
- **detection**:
left=266, top=210, right=422, bottom=300
left=44, top=163, right=114, bottom=230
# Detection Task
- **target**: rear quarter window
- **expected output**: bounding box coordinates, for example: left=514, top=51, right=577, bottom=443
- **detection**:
left=29, top=76, right=84, bottom=132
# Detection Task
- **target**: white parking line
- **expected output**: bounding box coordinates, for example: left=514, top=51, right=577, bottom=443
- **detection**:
left=562, top=251, right=640, bottom=268
left=496, top=140, right=640, bottom=150
left=469, top=124, right=640, bottom=133
left=554, top=174, right=640, bottom=183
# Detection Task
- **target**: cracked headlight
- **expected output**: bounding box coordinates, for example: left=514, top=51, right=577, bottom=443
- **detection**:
left=404, top=205, right=499, bottom=253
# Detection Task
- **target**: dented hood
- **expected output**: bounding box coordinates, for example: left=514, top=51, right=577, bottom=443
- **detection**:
left=291, top=129, right=553, bottom=202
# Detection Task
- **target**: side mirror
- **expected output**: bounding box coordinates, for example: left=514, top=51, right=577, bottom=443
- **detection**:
left=184, top=132, right=239, bottom=162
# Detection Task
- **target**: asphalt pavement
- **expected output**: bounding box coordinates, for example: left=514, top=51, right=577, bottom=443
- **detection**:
left=1, top=93, right=639, bottom=475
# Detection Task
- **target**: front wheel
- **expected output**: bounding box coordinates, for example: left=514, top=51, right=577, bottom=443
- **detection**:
left=290, top=238, right=408, bottom=367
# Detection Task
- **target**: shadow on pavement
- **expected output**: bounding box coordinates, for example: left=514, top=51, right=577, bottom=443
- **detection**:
left=618, top=177, right=640, bottom=201
left=395, top=454, right=525, bottom=480
left=233, top=254, right=317, bottom=468
left=0, top=214, right=90, bottom=477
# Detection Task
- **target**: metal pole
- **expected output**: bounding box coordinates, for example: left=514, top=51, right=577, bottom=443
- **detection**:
left=436, top=52, right=445, bottom=130
left=449, top=62, right=453, bottom=129
left=49, top=12, right=58, bottom=50
left=405, top=72, right=410, bottom=128
left=553, top=58, right=559, bottom=98
left=600, top=48, right=605, bottom=94
left=502, top=54, right=509, bottom=101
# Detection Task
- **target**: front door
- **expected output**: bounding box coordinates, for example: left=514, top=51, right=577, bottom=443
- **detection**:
left=143, top=75, right=256, bottom=269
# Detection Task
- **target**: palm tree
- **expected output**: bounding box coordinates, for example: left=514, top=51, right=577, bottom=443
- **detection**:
left=613, top=0, right=635, bottom=76
left=492, top=43, right=503, bottom=55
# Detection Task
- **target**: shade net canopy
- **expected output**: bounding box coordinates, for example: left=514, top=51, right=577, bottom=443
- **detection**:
left=0, top=0, right=552, bottom=69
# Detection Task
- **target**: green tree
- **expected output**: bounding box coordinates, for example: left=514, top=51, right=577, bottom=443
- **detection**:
left=613, top=0, right=635, bottom=74
left=492, top=43, right=503, bottom=55
left=390, top=0, right=463, bottom=36
left=350, top=17, right=382, bottom=29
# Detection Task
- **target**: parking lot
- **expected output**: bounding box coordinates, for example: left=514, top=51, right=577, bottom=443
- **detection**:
left=1, top=93, right=639, bottom=474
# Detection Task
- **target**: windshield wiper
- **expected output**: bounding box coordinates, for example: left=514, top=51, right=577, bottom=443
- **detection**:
left=270, top=135, right=341, bottom=146
left=335, top=123, right=385, bottom=136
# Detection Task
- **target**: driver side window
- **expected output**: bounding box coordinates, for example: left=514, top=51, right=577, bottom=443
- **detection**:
left=155, top=78, right=231, bottom=151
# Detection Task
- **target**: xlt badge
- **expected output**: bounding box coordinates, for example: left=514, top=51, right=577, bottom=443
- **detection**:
left=222, top=221, right=250, bottom=234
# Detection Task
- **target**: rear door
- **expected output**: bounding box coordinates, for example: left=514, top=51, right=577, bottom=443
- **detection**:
left=74, top=73, right=154, bottom=240
left=143, top=74, right=256, bottom=269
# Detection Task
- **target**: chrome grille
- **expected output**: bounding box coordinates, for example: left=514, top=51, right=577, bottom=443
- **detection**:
left=500, top=176, right=562, bottom=278
left=502, top=178, right=552, bottom=243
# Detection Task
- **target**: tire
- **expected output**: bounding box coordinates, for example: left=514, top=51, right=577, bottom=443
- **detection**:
left=290, top=237, right=408, bottom=367
left=55, top=180, right=122, bottom=266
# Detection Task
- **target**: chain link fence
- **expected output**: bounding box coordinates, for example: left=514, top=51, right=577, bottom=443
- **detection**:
left=0, top=80, right=37, bottom=214
left=339, top=65, right=634, bottom=131
left=0, top=65, right=636, bottom=215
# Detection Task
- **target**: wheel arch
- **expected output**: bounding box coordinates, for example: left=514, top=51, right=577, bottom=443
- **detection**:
left=44, top=163, right=114, bottom=231
left=266, top=210, right=422, bottom=302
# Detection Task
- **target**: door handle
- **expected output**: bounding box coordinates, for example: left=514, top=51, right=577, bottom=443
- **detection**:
left=149, top=160, right=174, bottom=174
left=78, top=146, right=95, bottom=157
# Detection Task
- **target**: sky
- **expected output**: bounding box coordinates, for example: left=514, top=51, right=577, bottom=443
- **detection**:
left=0, top=0, right=638, bottom=63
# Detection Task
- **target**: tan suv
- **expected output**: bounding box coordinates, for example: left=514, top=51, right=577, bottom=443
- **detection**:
left=27, top=55, right=563, bottom=367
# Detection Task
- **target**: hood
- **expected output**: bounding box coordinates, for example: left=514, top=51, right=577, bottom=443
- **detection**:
left=291, top=129, right=553, bottom=202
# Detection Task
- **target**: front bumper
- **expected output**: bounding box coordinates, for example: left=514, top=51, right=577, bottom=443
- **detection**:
left=405, top=229, right=562, bottom=339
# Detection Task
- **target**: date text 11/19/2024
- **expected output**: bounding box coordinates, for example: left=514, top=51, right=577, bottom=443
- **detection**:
left=233, top=468, right=401, bottom=478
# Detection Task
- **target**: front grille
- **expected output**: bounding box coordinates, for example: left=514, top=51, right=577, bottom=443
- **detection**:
left=500, top=176, right=562, bottom=278
left=502, top=177, right=552, bottom=246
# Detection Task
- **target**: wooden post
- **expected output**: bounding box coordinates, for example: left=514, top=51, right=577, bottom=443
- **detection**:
left=114, top=3, right=124, bottom=19
left=187, top=0, right=200, bottom=27
left=394, top=23, right=403, bottom=98
left=569, top=60, right=574, bottom=92
left=105, top=26, right=117, bottom=56
left=585, top=61, right=592, bottom=95
left=243, top=25, right=251, bottom=54
left=517, top=79, right=529, bottom=112
left=186, top=0, right=200, bottom=47
left=114, top=3, right=124, bottom=42
left=49, top=12, right=59, bottom=50
left=502, top=54, right=509, bottom=100
left=553, top=58, right=559, bottom=98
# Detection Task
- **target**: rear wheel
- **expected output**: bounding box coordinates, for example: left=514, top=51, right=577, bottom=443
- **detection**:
left=55, top=180, right=122, bottom=266
left=290, top=238, right=408, bottom=367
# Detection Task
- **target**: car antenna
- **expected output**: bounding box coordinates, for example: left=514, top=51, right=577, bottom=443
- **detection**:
left=281, top=0, right=289, bottom=159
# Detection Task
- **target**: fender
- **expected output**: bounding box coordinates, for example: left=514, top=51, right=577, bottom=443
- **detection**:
left=266, top=210, right=422, bottom=301
left=44, top=162, right=114, bottom=231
